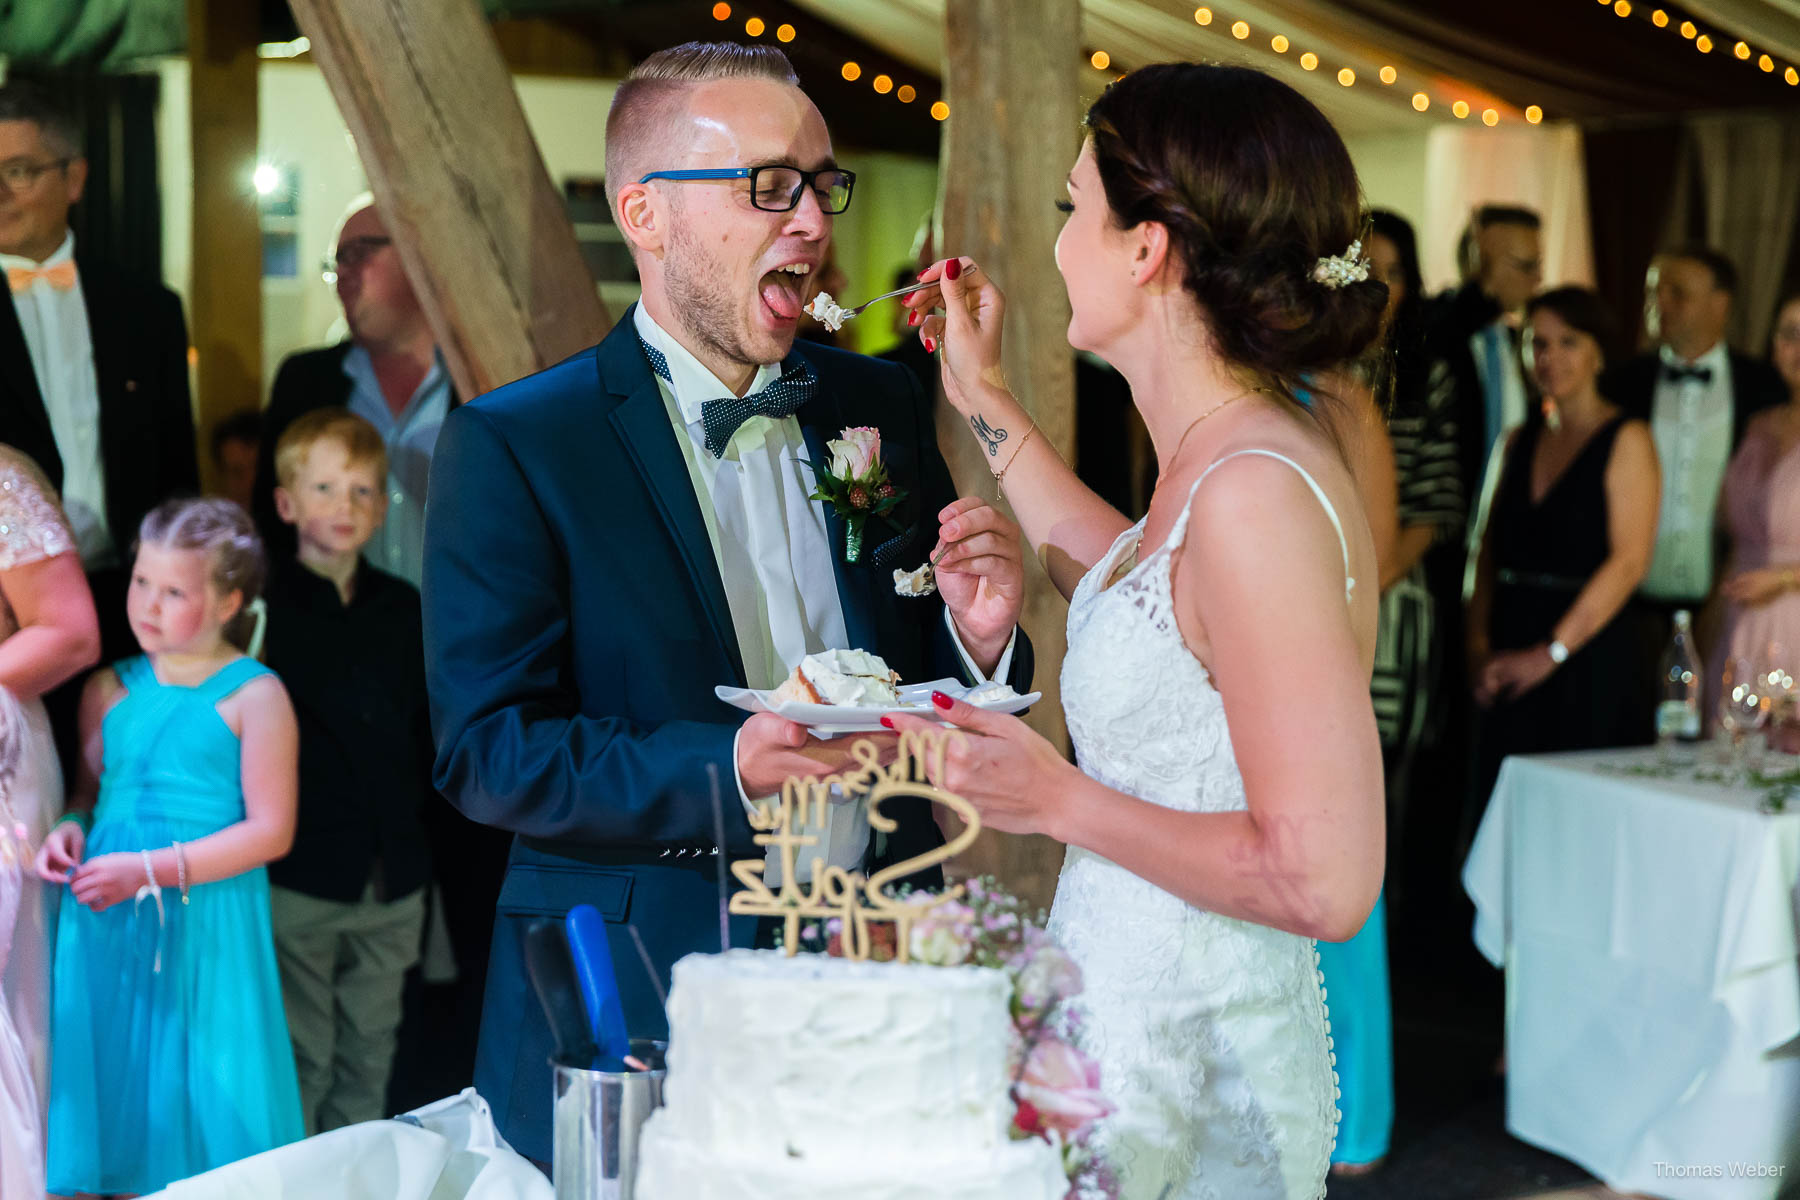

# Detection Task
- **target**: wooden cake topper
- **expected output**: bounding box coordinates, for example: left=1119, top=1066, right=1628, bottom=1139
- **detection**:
left=727, top=727, right=979, bottom=961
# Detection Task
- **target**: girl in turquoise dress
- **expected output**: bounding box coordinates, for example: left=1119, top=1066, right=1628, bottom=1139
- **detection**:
left=36, top=498, right=302, bottom=1193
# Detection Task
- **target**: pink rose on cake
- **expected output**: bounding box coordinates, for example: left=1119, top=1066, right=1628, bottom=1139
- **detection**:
left=1013, top=1036, right=1114, bottom=1142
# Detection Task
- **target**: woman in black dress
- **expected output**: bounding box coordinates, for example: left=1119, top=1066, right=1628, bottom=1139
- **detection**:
left=1468, top=287, right=1660, bottom=809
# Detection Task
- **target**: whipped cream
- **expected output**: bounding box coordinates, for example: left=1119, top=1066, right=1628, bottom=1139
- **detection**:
left=804, top=290, right=849, bottom=331
left=892, top=562, right=936, bottom=597
left=964, top=681, right=1019, bottom=705
left=799, top=648, right=900, bottom=706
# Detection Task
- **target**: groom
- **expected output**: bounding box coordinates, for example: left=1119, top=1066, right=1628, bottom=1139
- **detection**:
left=421, top=41, right=1031, bottom=1162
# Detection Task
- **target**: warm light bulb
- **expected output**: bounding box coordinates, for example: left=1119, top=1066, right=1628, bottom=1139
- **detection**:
left=1412, top=92, right=1430, bottom=112
left=1299, top=52, right=1318, bottom=70
left=1734, top=41, right=1751, bottom=59
left=897, top=85, right=916, bottom=103
left=1679, top=20, right=1697, bottom=37
left=1090, top=50, right=1110, bottom=70
left=1481, top=108, right=1499, bottom=126
left=1338, top=67, right=1355, bottom=86
left=1525, top=104, right=1544, bottom=124
left=1760, top=53, right=1775, bottom=71
left=711, top=2, right=730, bottom=20
left=1452, top=100, right=1470, bottom=119
left=873, top=74, right=893, bottom=93
left=1652, top=8, right=1668, bottom=26
left=775, top=23, right=795, bottom=42
left=1379, top=65, right=1397, bottom=84
left=1788, top=66, right=1799, bottom=84
left=930, top=101, right=949, bottom=121
left=1613, top=0, right=1630, bottom=16
left=744, top=17, right=764, bottom=36
left=1231, top=20, right=1249, bottom=39
left=1271, top=35, right=1289, bottom=53
left=1696, top=34, right=1714, bottom=51
left=841, top=61, right=861, bottom=81
left=1194, top=6, right=1212, bottom=25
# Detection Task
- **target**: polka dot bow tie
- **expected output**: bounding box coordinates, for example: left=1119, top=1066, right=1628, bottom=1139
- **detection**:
left=640, top=336, right=819, bottom=458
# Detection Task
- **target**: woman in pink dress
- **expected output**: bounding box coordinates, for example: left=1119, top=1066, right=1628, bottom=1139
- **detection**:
left=1711, top=294, right=1800, bottom=726
left=0, top=445, right=98, bottom=1197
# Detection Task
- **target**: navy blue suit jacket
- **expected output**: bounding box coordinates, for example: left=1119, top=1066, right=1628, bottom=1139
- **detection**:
left=421, top=307, right=1033, bottom=1161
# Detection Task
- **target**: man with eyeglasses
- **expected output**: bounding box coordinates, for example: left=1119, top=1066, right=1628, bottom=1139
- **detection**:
left=0, top=81, right=198, bottom=645
left=253, top=197, right=456, bottom=589
left=422, top=40, right=1031, bottom=1163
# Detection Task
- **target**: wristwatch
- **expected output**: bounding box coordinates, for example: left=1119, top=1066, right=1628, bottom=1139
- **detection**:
left=1547, top=639, right=1570, bottom=665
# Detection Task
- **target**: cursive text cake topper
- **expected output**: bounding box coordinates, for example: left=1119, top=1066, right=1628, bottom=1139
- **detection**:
left=727, top=727, right=979, bottom=961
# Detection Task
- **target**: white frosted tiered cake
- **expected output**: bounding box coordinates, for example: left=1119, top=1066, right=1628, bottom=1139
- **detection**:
left=635, top=948, right=1068, bottom=1199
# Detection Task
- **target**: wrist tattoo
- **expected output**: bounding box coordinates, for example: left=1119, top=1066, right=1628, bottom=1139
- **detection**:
left=971, top=414, right=1008, bottom=458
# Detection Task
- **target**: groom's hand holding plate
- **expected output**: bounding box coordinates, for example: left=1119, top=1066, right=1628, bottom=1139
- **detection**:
left=736, top=711, right=900, bottom=797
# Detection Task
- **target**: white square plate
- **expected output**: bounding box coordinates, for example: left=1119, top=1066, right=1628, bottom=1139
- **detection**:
left=714, top=677, right=1040, bottom=737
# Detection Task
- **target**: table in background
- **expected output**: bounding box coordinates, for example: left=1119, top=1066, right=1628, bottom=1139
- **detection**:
left=1463, top=745, right=1800, bottom=1200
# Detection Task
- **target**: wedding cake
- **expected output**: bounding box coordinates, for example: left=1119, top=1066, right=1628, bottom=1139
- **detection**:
left=634, top=949, right=1069, bottom=1199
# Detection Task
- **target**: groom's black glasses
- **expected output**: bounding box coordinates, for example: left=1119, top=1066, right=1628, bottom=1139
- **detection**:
left=637, top=166, right=857, bottom=214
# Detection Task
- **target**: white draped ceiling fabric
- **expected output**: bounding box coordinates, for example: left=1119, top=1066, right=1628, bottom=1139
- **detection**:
left=788, top=0, right=1597, bottom=292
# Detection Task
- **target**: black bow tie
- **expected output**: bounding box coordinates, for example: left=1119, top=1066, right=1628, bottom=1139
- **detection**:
left=1662, top=363, right=1714, bottom=385
left=700, top=364, right=818, bottom=458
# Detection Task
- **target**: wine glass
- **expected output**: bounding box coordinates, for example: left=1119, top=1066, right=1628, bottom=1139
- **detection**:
left=1763, top=641, right=1798, bottom=757
left=1718, top=657, right=1771, bottom=780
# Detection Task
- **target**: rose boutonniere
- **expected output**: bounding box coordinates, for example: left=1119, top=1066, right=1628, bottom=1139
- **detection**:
left=804, top=426, right=909, bottom=564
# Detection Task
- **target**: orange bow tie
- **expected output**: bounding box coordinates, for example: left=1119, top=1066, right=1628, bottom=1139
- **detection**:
left=7, top=261, right=77, bottom=293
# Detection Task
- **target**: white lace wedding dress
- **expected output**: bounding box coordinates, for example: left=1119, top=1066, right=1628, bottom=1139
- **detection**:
left=1048, top=450, right=1345, bottom=1200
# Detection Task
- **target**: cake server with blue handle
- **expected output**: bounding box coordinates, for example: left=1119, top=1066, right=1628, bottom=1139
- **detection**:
left=565, top=903, right=632, bottom=1063
left=523, top=918, right=599, bottom=1067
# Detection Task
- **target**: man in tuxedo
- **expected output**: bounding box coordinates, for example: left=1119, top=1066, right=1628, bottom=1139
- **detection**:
left=254, top=200, right=454, bottom=588
left=422, top=41, right=1031, bottom=1163
left=0, top=83, right=197, bottom=660
left=1602, top=247, right=1784, bottom=619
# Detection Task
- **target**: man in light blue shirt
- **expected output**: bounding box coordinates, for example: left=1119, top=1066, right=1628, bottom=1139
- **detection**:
left=254, top=202, right=454, bottom=588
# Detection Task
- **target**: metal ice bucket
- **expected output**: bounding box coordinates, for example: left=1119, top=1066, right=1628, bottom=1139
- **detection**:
left=550, top=1038, right=667, bottom=1199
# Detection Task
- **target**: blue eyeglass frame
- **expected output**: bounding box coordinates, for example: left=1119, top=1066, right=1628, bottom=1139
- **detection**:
left=636, top=165, right=857, bottom=213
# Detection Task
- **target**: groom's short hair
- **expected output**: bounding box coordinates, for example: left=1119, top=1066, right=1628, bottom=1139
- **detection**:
left=604, top=42, right=802, bottom=213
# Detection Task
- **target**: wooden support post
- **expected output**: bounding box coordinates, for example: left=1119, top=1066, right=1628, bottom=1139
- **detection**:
left=285, top=0, right=608, bottom=401
left=186, top=0, right=261, bottom=491
left=939, top=0, right=1081, bottom=909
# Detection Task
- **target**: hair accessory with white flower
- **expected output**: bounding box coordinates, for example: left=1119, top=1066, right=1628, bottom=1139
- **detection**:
left=1311, top=239, right=1371, bottom=289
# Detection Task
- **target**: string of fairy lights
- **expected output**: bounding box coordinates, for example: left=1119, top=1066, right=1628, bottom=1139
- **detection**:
left=712, top=0, right=1796, bottom=130
left=709, top=3, right=949, bottom=121
left=1591, top=0, right=1800, bottom=87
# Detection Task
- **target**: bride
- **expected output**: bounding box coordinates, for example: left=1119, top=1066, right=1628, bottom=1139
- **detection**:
left=886, top=64, right=1386, bottom=1199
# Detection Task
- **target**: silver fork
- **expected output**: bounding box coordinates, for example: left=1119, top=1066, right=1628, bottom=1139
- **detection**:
left=831, top=281, right=927, bottom=323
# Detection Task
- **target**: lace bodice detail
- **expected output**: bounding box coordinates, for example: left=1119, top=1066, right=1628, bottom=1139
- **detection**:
left=1047, top=450, right=1345, bottom=1200
left=0, top=449, right=76, bottom=642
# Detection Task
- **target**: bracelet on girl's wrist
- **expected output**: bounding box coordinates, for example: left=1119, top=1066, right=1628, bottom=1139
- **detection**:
left=53, top=811, right=91, bottom=834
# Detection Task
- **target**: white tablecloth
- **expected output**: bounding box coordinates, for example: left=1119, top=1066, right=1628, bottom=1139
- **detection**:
left=1463, top=746, right=1800, bottom=1200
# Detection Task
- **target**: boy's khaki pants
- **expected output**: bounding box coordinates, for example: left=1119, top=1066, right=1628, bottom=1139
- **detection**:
left=271, top=882, right=426, bottom=1135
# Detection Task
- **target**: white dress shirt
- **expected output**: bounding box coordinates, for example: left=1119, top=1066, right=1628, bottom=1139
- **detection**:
left=2, top=231, right=112, bottom=567
left=1642, top=341, right=1734, bottom=602
left=635, top=306, right=867, bottom=883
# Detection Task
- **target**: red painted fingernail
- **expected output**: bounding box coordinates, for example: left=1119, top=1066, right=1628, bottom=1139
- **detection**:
left=945, top=259, right=961, bottom=281
left=924, top=337, right=936, bottom=353
left=917, top=269, right=928, bottom=280
left=880, top=715, right=895, bottom=729
left=932, top=691, right=953, bottom=710
left=908, top=311, right=921, bottom=326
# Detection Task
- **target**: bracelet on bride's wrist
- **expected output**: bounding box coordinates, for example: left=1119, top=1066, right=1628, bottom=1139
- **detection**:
left=992, top=422, right=1038, bottom=484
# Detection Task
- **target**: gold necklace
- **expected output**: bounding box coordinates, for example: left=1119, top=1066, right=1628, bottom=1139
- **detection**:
left=1168, top=387, right=1264, bottom=466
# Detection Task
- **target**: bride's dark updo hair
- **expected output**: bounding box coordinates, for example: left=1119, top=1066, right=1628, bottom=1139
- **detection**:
left=1084, top=64, right=1387, bottom=399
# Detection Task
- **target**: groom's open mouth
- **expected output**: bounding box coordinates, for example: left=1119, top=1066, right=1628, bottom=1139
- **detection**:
left=759, top=261, right=812, bottom=325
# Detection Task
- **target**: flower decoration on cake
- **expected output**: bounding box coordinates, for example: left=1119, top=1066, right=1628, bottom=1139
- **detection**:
left=795, top=876, right=1119, bottom=1198
left=803, top=426, right=909, bottom=565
